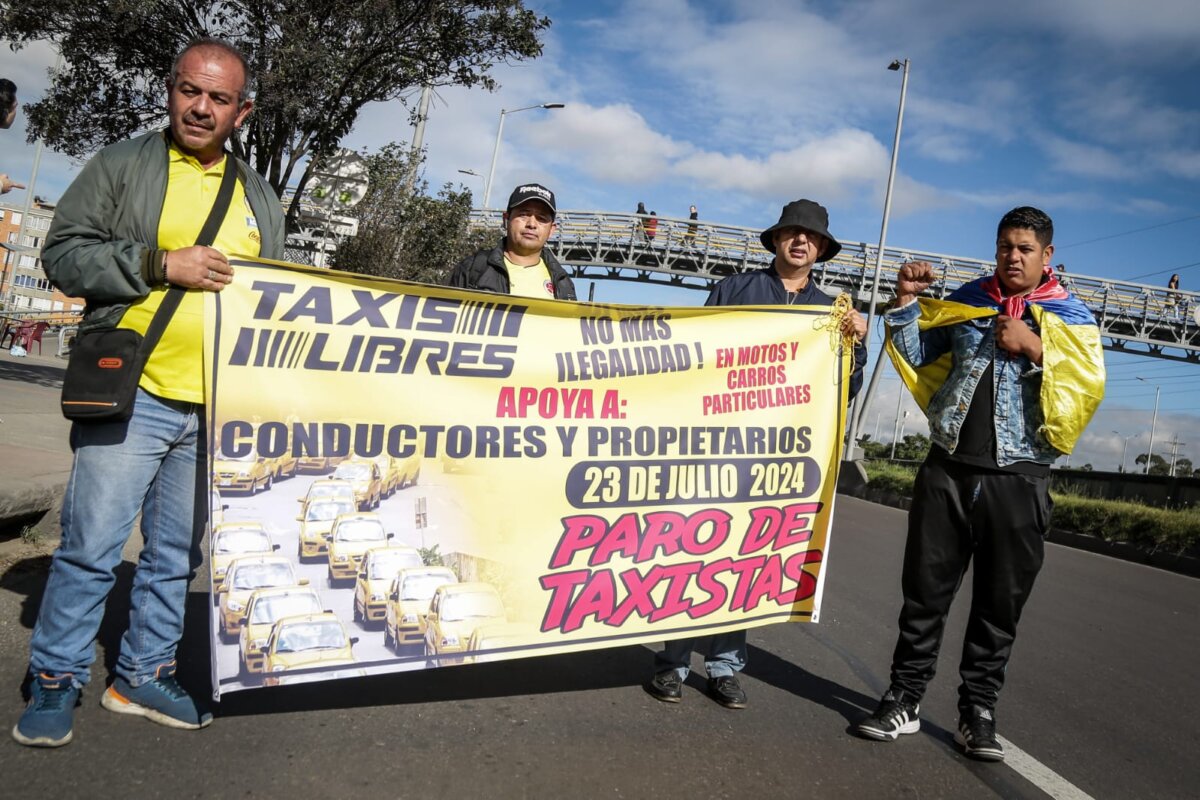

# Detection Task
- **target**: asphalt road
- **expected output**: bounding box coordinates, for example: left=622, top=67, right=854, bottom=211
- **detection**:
left=1, top=495, right=1196, bottom=798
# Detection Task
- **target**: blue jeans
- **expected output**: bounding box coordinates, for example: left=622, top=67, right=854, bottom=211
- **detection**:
left=29, top=389, right=206, bottom=688
left=654, top=630, right=747, bottom=679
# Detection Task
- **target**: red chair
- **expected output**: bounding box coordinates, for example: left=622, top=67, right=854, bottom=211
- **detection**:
left=1, top=320, right=33, bottom=349
left=17, top=321, right=49, bottom=354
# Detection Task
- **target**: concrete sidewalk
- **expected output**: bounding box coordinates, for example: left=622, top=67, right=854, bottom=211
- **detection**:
left=0, top=344, right=72, bottom=544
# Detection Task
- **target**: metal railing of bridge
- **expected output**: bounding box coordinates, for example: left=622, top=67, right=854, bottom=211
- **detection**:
left=469, top=209, right=1200, bottom=363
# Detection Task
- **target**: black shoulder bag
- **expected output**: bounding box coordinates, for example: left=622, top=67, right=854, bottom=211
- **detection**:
left=60, top=156, right=238, bottom=422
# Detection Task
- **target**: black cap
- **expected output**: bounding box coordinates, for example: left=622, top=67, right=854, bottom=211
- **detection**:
left=506, top=183, right=556, bottom=217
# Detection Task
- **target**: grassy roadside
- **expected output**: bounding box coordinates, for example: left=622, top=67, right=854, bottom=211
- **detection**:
left=861, top=460, right=1200, bottom=553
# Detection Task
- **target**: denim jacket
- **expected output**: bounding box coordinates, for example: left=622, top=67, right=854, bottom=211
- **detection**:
left=884, top=300, right=1060, bottom=465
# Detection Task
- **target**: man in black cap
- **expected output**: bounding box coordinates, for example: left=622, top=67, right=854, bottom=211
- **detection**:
left=645, top=198, right=867, bottom=710
left=446, top=182, right=576, bottom=300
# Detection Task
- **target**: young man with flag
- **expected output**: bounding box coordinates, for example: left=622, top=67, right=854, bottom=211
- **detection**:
left=853, top=207, right=1104, bottom=761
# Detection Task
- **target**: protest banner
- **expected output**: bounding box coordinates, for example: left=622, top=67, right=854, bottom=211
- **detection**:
left=204, top=260, right=853, bottom=696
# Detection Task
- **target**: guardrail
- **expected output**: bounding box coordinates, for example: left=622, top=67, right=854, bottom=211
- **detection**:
left=469, top=209, right=1200, bottom=362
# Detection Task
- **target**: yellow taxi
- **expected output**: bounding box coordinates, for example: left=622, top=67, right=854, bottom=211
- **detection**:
left=298, top=478, right=356, bottom=506
left=213, top=447, right=275, bottom=494
left=262, top=612, right=358, bottom=686
left=466, top=622, right=532, bottom=664
left=296, top=454, right=346, bottom=474
left=324, top=513, right=393, bottom=582
left=210, top=486, right=225, bottom=527
left=383, top=566, right=458, bottom=653
left=424, top=582, right=507, bottom=666
left=326, top=512, right=392, bottom=584
left=209, top=521, right=276, bottom=589
left=396, top=447, right=421, bottom=489
left=331, top=459, right=383, bottom=510
left=217, top=555, right=305, bottom=639
left=238, top=585, right=324, bottom=675
left=264, top=449, right=298, bottom=482
left=351, top=545, right=424, bottom=624
left=295, top=496, right=357, bottom=561
left=371, top=454, right=402, bottom=499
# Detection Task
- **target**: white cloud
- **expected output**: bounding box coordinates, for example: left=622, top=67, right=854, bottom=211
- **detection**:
left=911, top=132, right=976, bottom=164
left=672, top=130, right=886, bottom=201
left=1154, top=149, right=1200, bottom=180
left=1058, top=76, right=1200, bottom=150
left=1038, top=0, right=1200, bottom=50
left=1036, top=133, right=1138, bottom=180
left=949, top=188, right=1114, bottom=212
left=524, top=103, right=691, bottom=183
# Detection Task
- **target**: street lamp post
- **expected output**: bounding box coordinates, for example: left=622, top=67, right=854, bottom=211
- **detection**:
left=845, top=57, right=911, bottom=456
left=1135, top=377, right=1161, bottom=474
left=1112, top=430, right=1138, bottom=473
left=482, top=102, right=565, bottom=209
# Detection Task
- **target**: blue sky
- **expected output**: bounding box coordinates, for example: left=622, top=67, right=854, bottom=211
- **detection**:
left=4, top=0, right=1200, bottom=470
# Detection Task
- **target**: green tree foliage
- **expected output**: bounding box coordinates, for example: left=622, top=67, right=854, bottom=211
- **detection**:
left=857, top=435, right=891, bottom=460
left=2, top=0, right=549, bottom=218
left=330, top=143, right=494, bottom=283
left=856, top=432, right=930, bottom=462
left=892, top=432, right=931, bottom=462
left=1134, top=453, right=1171, bottom=476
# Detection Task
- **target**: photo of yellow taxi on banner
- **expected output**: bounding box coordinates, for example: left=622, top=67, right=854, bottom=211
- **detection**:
left=203, top=260, right=854, bottom=697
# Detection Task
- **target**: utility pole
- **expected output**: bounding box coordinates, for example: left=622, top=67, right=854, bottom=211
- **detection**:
left=1165, top=435, right=1187, bottom=477
left=401, top=84, right=433, bottom=197
left=890, top=410, right=909, bottom=461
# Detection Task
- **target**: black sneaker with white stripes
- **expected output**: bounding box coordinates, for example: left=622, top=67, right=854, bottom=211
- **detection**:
left=955, top=705, right=1005, bottom=762
left=854, top=690, right=920, bottom=741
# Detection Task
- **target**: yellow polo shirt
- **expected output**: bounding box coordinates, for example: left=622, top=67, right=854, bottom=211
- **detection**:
left=119, top=144, right=261, bottom=403
left=505, top=256, right=555, bottom=299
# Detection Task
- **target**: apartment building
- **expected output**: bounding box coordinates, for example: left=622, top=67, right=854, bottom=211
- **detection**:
left=0, top=198, right=84, bottom=314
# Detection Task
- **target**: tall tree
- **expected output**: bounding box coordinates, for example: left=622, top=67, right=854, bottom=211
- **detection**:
left=1, top=0, right=549, bottom=220
left=1134, top=452, right=1170, bottom=476
left=330, top=143, right=493, bottom=284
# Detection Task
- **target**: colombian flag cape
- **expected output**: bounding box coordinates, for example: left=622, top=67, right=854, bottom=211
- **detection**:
left=885, top=269, right=1105, bottom=454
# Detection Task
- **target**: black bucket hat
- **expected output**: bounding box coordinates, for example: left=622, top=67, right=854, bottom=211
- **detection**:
left=759, top=199, right=841, bottom=261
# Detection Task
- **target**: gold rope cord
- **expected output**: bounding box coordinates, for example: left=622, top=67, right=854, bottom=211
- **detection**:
left=812, top=293, right=856, bottom=386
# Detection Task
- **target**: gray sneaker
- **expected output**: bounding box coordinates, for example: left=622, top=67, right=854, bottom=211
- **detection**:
left=12, top=673, right=80, bottom=748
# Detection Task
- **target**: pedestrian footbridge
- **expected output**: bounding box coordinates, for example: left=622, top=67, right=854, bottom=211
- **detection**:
left=471, top=209, right=1200, bottom=363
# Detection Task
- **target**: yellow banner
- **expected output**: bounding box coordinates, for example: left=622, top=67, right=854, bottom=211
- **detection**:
left=205, top=260, right=851, bottom=695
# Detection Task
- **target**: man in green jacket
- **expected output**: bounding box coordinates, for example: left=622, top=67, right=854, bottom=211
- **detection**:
left=14, top=37, right=284, bottom=748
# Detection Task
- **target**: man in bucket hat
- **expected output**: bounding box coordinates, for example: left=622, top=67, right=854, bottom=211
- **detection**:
left=446, top=182, right=576, bottom=300
left=645, top=198, right=868, bottom=709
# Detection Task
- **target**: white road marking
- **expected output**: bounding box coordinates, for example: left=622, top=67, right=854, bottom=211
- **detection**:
left=999, top=736, right=1095, bottom=800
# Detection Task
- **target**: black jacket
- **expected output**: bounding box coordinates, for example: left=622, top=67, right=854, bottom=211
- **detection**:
left=706, top=266, right=867, bottom=399
left=445, top=240, right=577, bottom=300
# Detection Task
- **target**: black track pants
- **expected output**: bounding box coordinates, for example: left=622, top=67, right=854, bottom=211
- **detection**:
left=888, top=456, right=1051, bottom=712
